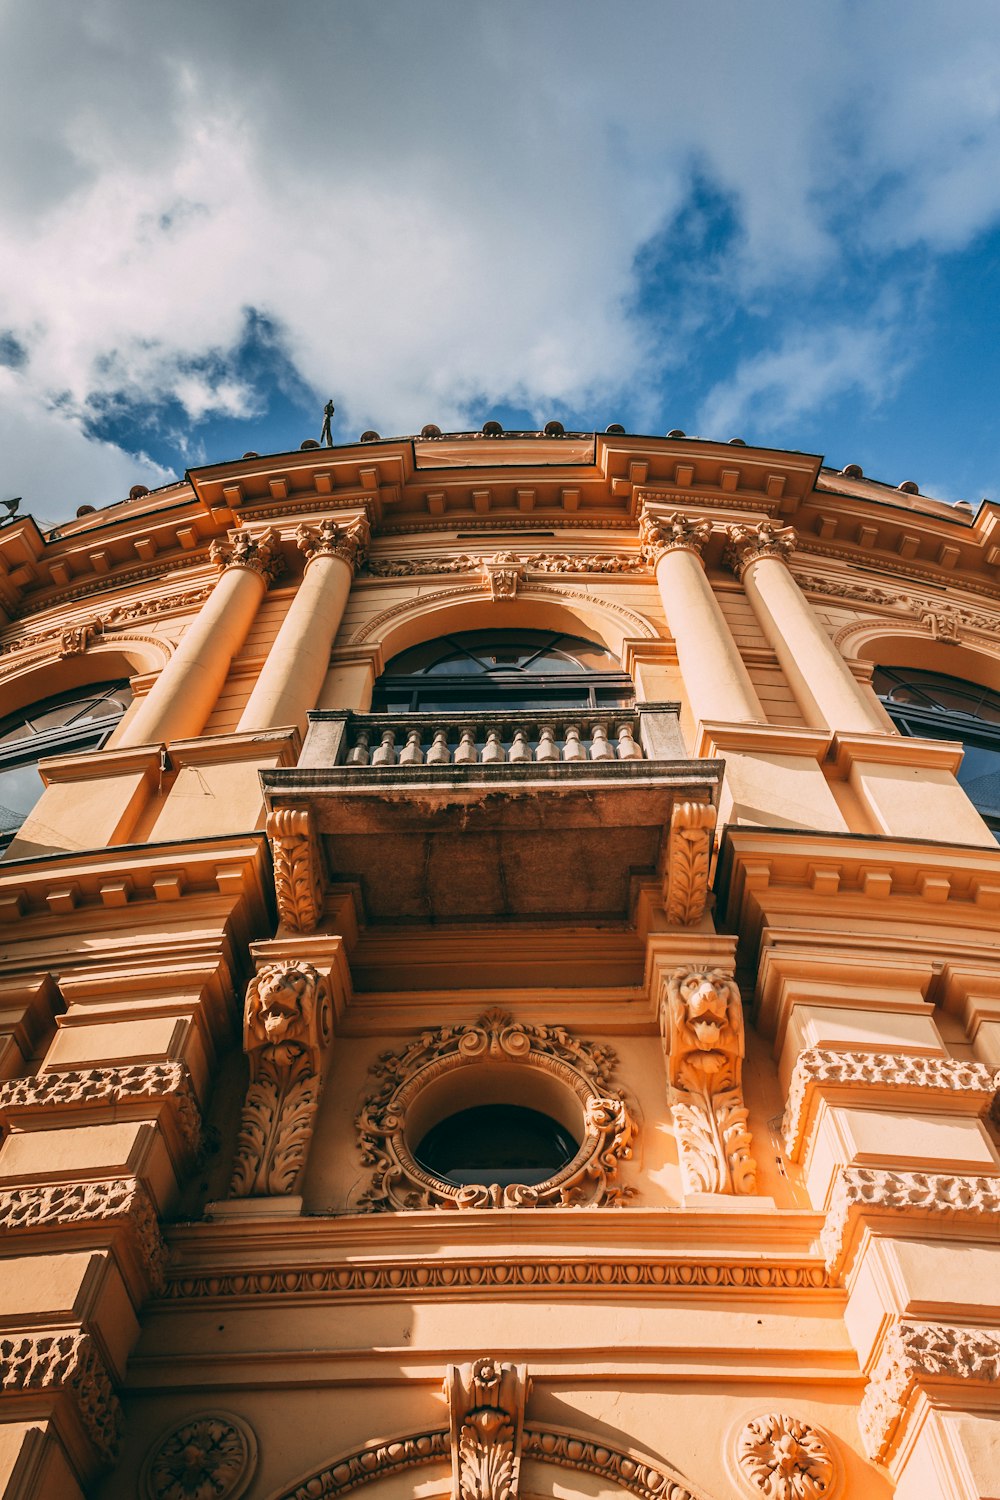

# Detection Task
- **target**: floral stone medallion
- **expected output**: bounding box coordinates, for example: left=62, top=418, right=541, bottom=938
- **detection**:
left=142, top=1412, right=258, bottom=1500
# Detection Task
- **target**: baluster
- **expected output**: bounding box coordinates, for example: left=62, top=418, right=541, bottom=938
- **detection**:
left=372, top=729, right=397, bottom=766
left=426, top=728, right=450, bottom=764
left=346, top=729, right=371, bottom=766
left=454, top=727, right=478, bottom=763
left=535, top=726, right=559, bottom=761
left=481, top=728, right=506, bottom=763
left=562, top=723, right=586, bottom=761
left=508, top=729, right=531, bottom=762
left=589, top=722, right=614, bottom=760
left=616, top=723, right=643, bottom=759
left=399, top=728, right=424, bottom=765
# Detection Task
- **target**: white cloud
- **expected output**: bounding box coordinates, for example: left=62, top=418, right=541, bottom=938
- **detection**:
left=2, top=1, right=1000, bottom=518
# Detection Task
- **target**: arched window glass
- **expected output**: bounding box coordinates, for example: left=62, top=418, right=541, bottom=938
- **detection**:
left=874, top=665, right=1000, bottom=836
left=372, top=630, right=634, bottom=712
left=0, top=681, right=132, bottom=851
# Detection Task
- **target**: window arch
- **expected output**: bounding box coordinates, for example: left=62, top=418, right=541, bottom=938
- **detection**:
left=372, top=629, right=634, bottom=712
left=874, top=664, right=1000, bottom=835
left=0, top=680, right=132, bottom=851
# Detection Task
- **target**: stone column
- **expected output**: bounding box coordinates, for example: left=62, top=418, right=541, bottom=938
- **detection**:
left=640, top=510, right=764, bottom=725
left=724, top=521, right=886, bottom=734
left=118, top=528, right=283, bottom=747
left=238, top=515, right=369, bottom=734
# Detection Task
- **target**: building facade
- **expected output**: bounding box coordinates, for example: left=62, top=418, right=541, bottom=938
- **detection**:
left=0, top=428, right=998, bottom=1500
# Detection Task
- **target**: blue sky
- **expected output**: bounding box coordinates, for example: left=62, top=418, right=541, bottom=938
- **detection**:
left=2, top=1, right=1000, bottom=524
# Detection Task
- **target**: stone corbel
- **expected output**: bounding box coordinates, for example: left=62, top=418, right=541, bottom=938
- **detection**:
left=229, top=958, right=333, bottom=1198
left=445, top=1357, right=529, bottom=1500
left=481, top=551, right=525, bottom=600
left=660, top=965, right=757, bottom=1196
left=266, top=807, right=324, bottom=932
left=664, top=801, right=717, bottom=925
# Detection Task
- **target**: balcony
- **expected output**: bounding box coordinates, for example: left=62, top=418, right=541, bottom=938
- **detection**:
left=262, top=705, right=722, bottom=922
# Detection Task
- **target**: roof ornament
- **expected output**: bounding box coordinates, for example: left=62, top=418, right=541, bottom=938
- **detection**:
left=320, top=398, right=335, bottom=448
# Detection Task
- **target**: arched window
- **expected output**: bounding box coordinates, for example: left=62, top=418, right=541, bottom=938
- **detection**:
left=372, top=630, right=634, bottom=712
left=874, top=665, right=1000, bottom=835
left=0, top=680, right=132, bottom=851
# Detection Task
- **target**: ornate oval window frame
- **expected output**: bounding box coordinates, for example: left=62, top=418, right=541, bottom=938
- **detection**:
left=354, top=1008, right=636, bottom=1211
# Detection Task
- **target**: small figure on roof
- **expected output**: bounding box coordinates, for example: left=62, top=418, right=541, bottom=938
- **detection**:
left=320, top=400, right=335, bottom=447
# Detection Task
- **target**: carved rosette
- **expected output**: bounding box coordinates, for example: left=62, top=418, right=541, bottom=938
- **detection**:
left=723, top=521, right=796, bottom=579
left=142, top=1412, right=258, bottom=1500
left=0, top=1331, right=122, bottom=1464
left=734, top=1413, right=836, bottom=1499
left=297, top=514, right=371, bottom=573
left=355, top=1009, right=635, bottom=1212
left=447, top=1358, right=527, bottom=1500
left=210, top=526, right=284, bottom=584
left=664, top=801, right=717, bottom=925
left=266, top=807, right=324, bottom=932
left=860, top=1321, right=1000, bottom=1462
left=660, top=967, right=757, bottom=1196
left=229, top=960, right=332, bottom=1198
left=639, top=510, right=712, bottom=564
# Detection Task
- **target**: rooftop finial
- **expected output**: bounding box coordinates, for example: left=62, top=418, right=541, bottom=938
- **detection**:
left=320, top=399, right=335, bottom=448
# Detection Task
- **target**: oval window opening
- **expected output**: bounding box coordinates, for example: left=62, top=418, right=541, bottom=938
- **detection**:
left=414, top=1104, right=579, bottom=1189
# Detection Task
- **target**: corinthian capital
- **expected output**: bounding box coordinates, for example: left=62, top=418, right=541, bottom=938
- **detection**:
left=210, top=526, right=284, bottom=584
left=723, top=519, right=796, bottom=578
left=639, top=509, right=712, bottom=563
left=296, top=514, right=371, bottom=573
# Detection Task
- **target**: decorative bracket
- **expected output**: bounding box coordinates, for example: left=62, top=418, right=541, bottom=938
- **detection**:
left=266, top=808, right=324, bottom=932
left=664, top=801, right=716, bottom=925
left=446, top=1357, right=528, bottom=1500
left=481, top=551, right=525, bottom=600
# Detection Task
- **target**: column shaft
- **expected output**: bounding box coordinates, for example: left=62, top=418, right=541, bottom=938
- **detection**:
left=238, top=553, right=352, bottom=732
left=652, top=545, right=764, bottom=725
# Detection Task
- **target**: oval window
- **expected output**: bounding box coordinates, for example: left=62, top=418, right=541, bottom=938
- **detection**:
left=414, top=1103, right=579, bottom=1189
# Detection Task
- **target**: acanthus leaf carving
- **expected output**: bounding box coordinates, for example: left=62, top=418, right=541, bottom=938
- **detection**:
left=297, top=514, right=371, bottom=573
left=481, top=551, right=525, bottom=600
left=266, top=807, right=324, bottom=932
left=229, top=960, right=332, bottom=1198
left=859, top=1320, right=1000, bottom=1462
left=660, top=967, right=757, bottom=1196
left=822, top=1166, right=1000, bottom=1277
left=355, top=1011, right=635, bottom=1213
left=446, top=1357, right=527, bottom=1500
left=367, top=551, right=648, bottom=578
left=723, top=520, right=796, bottom=578
left=638, top=509, right=712, bottom=564
left=210, top=526, right=284, bottom=584
left=664, top=801, right=716, bottom=926
left=0, top=1060, right=202, bottom=1157
left=734, top=1412, right=837, bottom=1499
left=0, top=1177, right=167, bottom=1290
left=0, top=1330, right=121, bottom=1464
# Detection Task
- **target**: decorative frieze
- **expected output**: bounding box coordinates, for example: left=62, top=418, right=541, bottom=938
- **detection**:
left=446, top=1357, right=527, bottom=1500
left=210, top=527, right=283, bottom=583
left=163, top=1255, right=828, bottom=1302
left=266, top=807, right=324, bottom=932
left=782, top=1049, right=997, bottom=1160
left=0, top=1178, right=166, bottom=1290
left=734, top=1413, right=837, bottom=1499
left=660, top=967, right=757, bottom=1196
left=297, top=515, right=371, bottom=573
left=822, top=1166, right=1000, bottom=1276
left=356, top=1009, right=635, bottom=1212
left=859, top=1320, right=1000, bottom=1462
left=366, top=551, right=647, bottom=577
left=142, top=1412, right=258, bottom=1500
left=664, top=801, right=717, bottom=926
left=229, top=960, right=332, bottom=1198
left=0, top=1330, right=121, bottom=1464
left=0, top=1061, right=201, bottom=1156
left=638, top=510, right=712, bottom=564
left=724, top=521, right=796, bottom=578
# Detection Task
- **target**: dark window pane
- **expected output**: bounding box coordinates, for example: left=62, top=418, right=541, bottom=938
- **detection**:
left=415, top=1105, right=579, bottom=1189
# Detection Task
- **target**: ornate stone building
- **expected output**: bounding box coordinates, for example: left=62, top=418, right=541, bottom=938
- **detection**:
left=0, top=427, right=999, bottom=1500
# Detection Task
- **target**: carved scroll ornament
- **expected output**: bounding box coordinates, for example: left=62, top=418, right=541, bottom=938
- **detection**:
left=734, top=1413, right=837, bottom=1500
left=664, top=801, right=717, bottom=925
left=447, top=1357, right=528, bottom=1500
left=661, top=967, right=757, bottom=1196
left=229, top=960, right=332, bottom=1198
left=355, top=1009, right=635, bottom=1212
left=266, top=807, right=324, bottom=932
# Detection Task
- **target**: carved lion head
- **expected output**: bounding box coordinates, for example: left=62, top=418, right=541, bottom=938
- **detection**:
left=245, top=961, right=320, bottom=1049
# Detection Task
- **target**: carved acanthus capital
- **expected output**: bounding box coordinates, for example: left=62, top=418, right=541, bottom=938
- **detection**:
left=266, top=807, right=324, bottom=932
left=734, top=1412, right=837, bottom=1499
left=297, top=514, right=371, bottom=573
left=723, top=520, right=796, bottom=579
left=446, top=1357, right=528, bottom=1500
left=639, top=509, right=712, bottom=564
left=142, top=1412, right=258, bottom=1500
left=859, top=1320, right=1000, bottom=1462
left=210, top=526, right=284, bottom=584
left=664, top=801, right=717, bottom=926
left=481, top=551, right=525, bottom=600
left=660, top=966, right=757, bottom=1196
left=230, top=959, right=332, bottom=1198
